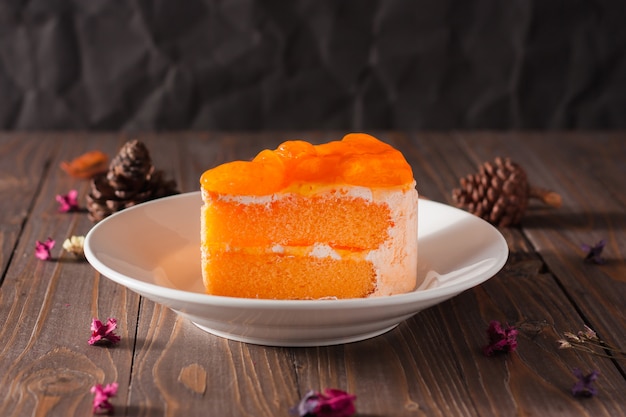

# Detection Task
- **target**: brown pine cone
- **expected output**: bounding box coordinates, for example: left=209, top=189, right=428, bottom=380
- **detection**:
left=451, top=157, right=561, bottom=227
left=86, top=140, right=180, bottom=222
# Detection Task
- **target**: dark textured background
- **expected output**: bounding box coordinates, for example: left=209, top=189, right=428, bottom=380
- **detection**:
left=1, top=0, right=625, bottom=131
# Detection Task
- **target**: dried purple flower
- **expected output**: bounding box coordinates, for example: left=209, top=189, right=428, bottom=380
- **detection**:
left=291, top=388, right=356, bottom=417
left=483, top=320, right=519, bottom=356
left=56, top=189, right=80, bottom=213
left=35, top=238, right=55, bottom=261
left=571, top=369, right=599, bottom=398
left=89, top=318, right=121, bottom=346
left=91, top=382, right=118, bottom=414
left=581, top=240, right=606, bottom=264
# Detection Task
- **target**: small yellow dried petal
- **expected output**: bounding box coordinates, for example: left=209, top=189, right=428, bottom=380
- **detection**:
left=63, top=235, right=85, bottom=257
left=563, top=332, right=582, bottom=343
left=557, top=339, right=572, bottom=349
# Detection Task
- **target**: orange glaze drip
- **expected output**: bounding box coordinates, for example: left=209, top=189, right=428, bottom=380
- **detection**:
left=200, top=133, right=414, bottom=196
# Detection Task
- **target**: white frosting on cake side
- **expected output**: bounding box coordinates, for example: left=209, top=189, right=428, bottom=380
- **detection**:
left=367, top=183, right=418, bottom=296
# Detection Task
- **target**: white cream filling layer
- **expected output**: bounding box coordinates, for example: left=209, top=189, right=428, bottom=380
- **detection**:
left=212, top=183, right=376, bottom=205
left=309, top=244, right=342, bottom=260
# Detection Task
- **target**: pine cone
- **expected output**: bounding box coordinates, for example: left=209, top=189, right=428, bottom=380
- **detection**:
left=451, top=157, right=561, bottom=227
left=86, top=140, right=180, bottom=222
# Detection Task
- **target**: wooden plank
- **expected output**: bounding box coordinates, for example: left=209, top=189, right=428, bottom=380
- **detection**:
left=550, top=132, right=626, bottom=208
left=0, top=134, right=57, bottom=281
left=264, top=132, right=626, bottom=416
left=123, top=131, right=437, bottom=415
left=125, top=133, right=305, bottom=415
left=436, top=244, right=626, bottom=417
left=385, top=131, right=460, bottom=201
left=130, top=302, right=301, bottom=416
left=2, top=132, right=623, bottom=416
left=0, top=133, right=139, bottom=416
left=289, top=310, right=482, bottom=417
left=453, top=132, right=626, bottom=354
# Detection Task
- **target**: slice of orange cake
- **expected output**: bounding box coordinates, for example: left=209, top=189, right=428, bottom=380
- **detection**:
left=200, top=133, right=418, bottom=299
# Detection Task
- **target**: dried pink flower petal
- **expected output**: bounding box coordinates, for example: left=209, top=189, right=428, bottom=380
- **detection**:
left=483, top=320, right=519, bottom=356
left=91, top=382, right=118, bottom=414
left=56, top=189, right=80, bottom=212
left=89, top=318, right=121, bottom=346
left=35, top=238, right=55, bottom=261
left=291, top=388, right=356, bottom=417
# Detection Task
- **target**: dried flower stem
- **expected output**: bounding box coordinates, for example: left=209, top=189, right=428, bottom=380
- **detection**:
left=529, top=186, right=562, bottom=208
left=558, top=326, right=626, bottom=361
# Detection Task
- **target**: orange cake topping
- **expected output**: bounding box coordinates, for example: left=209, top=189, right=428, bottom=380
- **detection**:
left=200, top=133, right=414, bottom=196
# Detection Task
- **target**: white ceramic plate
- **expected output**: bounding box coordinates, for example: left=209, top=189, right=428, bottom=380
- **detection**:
left=85, top=192, right=508, bottom=347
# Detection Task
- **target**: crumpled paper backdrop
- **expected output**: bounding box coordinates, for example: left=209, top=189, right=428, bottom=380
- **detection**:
left=0, top=0, right=624, bottom=131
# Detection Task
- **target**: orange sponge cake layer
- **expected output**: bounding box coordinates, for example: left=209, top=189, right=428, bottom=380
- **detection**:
left=203, top=251, right=375, bottom=299
left=200, top=133, right=418, bottom=299
left=203, top=192, right=391, bottom=249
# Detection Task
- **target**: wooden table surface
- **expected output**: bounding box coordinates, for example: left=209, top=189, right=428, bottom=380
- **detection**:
left=0, top=131, right=624, bottom=416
